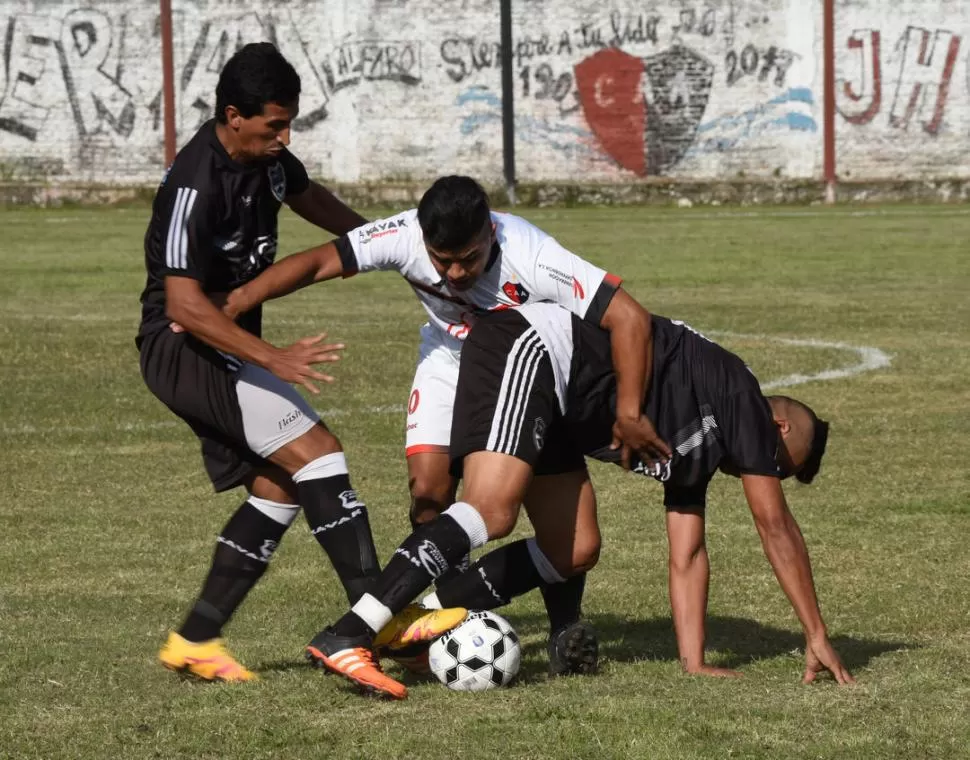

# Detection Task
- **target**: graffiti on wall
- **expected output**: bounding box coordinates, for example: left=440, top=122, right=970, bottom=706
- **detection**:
left=838, top=25, right=962, bottom=135
left=449, top=5, right=810, bottom=177
left=0, top=10, right=135, bottom=141
left=0, top=7, right=422, bottom=149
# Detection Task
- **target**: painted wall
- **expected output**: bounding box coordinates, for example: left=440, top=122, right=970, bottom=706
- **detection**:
left=0, top=1, right=963, bottom=186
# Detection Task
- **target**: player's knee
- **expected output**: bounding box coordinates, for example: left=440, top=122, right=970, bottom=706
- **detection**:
left=461, top=498, right=518, bottom=540
left=570, top=536, right=601, bottom=575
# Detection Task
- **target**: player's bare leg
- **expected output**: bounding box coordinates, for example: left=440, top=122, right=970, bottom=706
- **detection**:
left=407, top=449, right=457, bottom=525
left=524, top=470, right=601, bottom=676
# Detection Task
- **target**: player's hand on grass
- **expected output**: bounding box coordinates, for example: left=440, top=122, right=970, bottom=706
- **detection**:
left=611, top=414, right=672, bottom=470
left=269, top=333, right=345, bottom=394
left=803, top=634, right=855, bottom=685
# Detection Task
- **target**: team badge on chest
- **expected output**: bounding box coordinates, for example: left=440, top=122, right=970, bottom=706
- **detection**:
left=267, top=163, right=287, bottom=202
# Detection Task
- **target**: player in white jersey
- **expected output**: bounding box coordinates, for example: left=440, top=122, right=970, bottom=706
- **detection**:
left=227, top=176, right=671, bottom=681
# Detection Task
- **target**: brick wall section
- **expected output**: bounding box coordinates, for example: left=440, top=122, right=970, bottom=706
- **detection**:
left=0, top=0, right=965, bottom=187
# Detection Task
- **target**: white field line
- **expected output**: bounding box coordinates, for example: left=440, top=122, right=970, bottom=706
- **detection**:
left=1, top=333, right=891, bottom=437
left=709, top=331, right=893, bottom=390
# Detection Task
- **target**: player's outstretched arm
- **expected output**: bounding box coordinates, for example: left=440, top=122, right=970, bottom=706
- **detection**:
left=599, top=289, right=672, bottom=467
left=741, top=474, right=855, bottom=685
left=166, top=276, right=343, bottom=394
left=226, top=241, right=347, bottom=319
left=286, top=180, right=368, bottom=235
left=666, top=510, right=742, bottom=678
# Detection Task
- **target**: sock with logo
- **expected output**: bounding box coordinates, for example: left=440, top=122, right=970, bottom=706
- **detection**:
left=430, top=538, right=542, bottom=610
left=178, top=498, right=298, bottom=642
left=293, top=453, right=381, bottom=605
left=331, top=502, right=489, bottom=638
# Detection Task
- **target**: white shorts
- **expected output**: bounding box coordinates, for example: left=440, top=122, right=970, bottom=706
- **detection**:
left=236, top=362, right=320, bottom=458
left=405, top=327, right=460, bottom=456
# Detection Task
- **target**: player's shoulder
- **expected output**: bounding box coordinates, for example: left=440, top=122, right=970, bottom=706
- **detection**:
left=353, top=208, right=420, bottom=247
left=492, top=211, right=547, bottom=257
left=158, top=123, right=222, bottom=198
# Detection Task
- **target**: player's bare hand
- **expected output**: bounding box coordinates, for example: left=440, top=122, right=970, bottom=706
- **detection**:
left=611, top=415, right=672, bottom=470
left=684, top=664, right=743, bottom=679
left=223, top=289, right=245, bottom=321
left=803, top=634, right=855, bottom=686
left=268, top=333, right=345, bottom=394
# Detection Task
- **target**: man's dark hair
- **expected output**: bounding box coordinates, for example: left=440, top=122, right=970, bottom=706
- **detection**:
left=792, top=398, right=830, bottom=485
left=215, top=42, right=301, bottom=123
left=417, top=176, right=491, bottom=251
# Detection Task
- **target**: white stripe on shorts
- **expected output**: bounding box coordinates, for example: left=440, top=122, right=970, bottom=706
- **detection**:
left=486, top=328, right=546, bottom=455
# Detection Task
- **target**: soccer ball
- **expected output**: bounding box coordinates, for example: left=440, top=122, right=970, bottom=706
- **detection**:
left=428, top=610, right=521, bottom=691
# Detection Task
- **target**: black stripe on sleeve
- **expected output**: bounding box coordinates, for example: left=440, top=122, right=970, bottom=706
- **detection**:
left=335, top=235, right=359, bottom=277
left=583, top=274, right=622, bottom=325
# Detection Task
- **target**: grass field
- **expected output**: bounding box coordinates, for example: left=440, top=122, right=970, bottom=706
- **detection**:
left=1, top=203, right=969, bottom=759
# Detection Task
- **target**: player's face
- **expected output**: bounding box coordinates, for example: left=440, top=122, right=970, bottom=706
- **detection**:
left=228, top=100, right=300, bottom=162
left=426, top=221, right=495, bottom=291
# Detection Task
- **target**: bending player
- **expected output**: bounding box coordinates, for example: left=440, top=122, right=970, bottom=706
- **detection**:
left=302, top=302, right=854, bottom=698
left=225, top=175, right=670, bottom=674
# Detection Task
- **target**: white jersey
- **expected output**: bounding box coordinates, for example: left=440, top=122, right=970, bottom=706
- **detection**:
left=335, top=210, right=620, bottom=354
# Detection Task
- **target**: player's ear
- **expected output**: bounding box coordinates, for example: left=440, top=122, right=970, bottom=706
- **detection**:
left=775, top=417, right=792, bottom=437
left=224, top=105, right=242, bottom=129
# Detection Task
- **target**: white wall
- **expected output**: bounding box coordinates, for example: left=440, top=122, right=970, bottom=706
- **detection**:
left=0, top=0, right=964, bottom=186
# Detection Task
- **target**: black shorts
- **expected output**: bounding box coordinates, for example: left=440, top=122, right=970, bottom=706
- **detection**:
left=450, top=310, right=585, bottom=478
left=139, top=328, right=266, bottom=492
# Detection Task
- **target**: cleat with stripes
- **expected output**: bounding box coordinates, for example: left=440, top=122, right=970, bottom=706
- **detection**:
left=548, top=621, right=599, bottom=677
left=158, top=632, right=257, bottom=682
left=372, top=604, right=468, bottom=652
left=306, top=628, right=407, bottom=700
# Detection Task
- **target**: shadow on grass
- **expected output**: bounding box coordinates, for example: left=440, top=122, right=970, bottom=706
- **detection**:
left=252, top=613, right=915, bottom=688
left=503, top=611, right=916, bottom=684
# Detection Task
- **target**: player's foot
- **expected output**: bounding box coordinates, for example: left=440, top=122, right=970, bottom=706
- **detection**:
left=382, top=641, right=432, bottom=675
left=306, top=628, right=407, bottom=700
left=548, top=620, right=599, bottom=677
left=372, top=604, right=467, bottom=652
left=158, top=632, right=257, bottom=682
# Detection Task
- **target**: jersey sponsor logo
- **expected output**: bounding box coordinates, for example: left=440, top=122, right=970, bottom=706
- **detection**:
left=358, top=218, right=407, bottom=244
left=408, top=389, right=421, bottom=414
left=268, top=163, right=287, bottom=201
left=277, top=408, right=305, bottom=431
left=632, top=458, right=672, bottom=482
left=538, top=262, right=586, bottom=299
left=502, top=281, right=530, bottom=304
left=532, top=416, right=547, bottom=450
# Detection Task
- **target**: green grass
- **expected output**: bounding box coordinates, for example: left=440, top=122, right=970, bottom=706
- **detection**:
left=1, top=204, right=969, bottom=759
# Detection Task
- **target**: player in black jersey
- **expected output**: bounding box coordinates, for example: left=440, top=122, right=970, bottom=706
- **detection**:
left=138, top=43, right=464, bottom=683
left=304, top=303, right=853, bottom=698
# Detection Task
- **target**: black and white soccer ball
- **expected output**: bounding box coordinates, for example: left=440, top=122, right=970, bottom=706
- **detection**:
left=428, top=610, right=521, bottom=691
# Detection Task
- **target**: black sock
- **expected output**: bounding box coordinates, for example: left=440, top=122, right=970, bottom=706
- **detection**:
left=435, top=538, right=542, bottom=610
left=178, top=501, right=288, bottom=642
left=541, top=572, right=587, bottom=634
left=298, top=474, right=380, bottom=604
left=332, top=513, right=475, bottom=638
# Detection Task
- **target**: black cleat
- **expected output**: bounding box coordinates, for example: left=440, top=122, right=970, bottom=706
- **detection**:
left=548, top=620, right=599, bottom=677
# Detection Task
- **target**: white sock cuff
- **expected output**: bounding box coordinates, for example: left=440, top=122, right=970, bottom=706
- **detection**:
left=527, top=537, right=565, bottom=584
left=351, top=593, right=393, bottom=635
left=421, top=591, right=443, bottom=610
left=247, top=496, right=300, bottom=526
left=292, top=452, right=348, bottom=483
left=443, top=501, right=489, bottom=550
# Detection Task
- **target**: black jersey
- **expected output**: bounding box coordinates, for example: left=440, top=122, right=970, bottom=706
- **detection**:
left=507, top=303, right=784, bottom=508
left=137, top=120, right=310, bottom=344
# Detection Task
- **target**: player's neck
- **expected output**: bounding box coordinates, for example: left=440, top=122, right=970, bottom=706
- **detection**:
left=214, top=122, right=251, bottom=164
